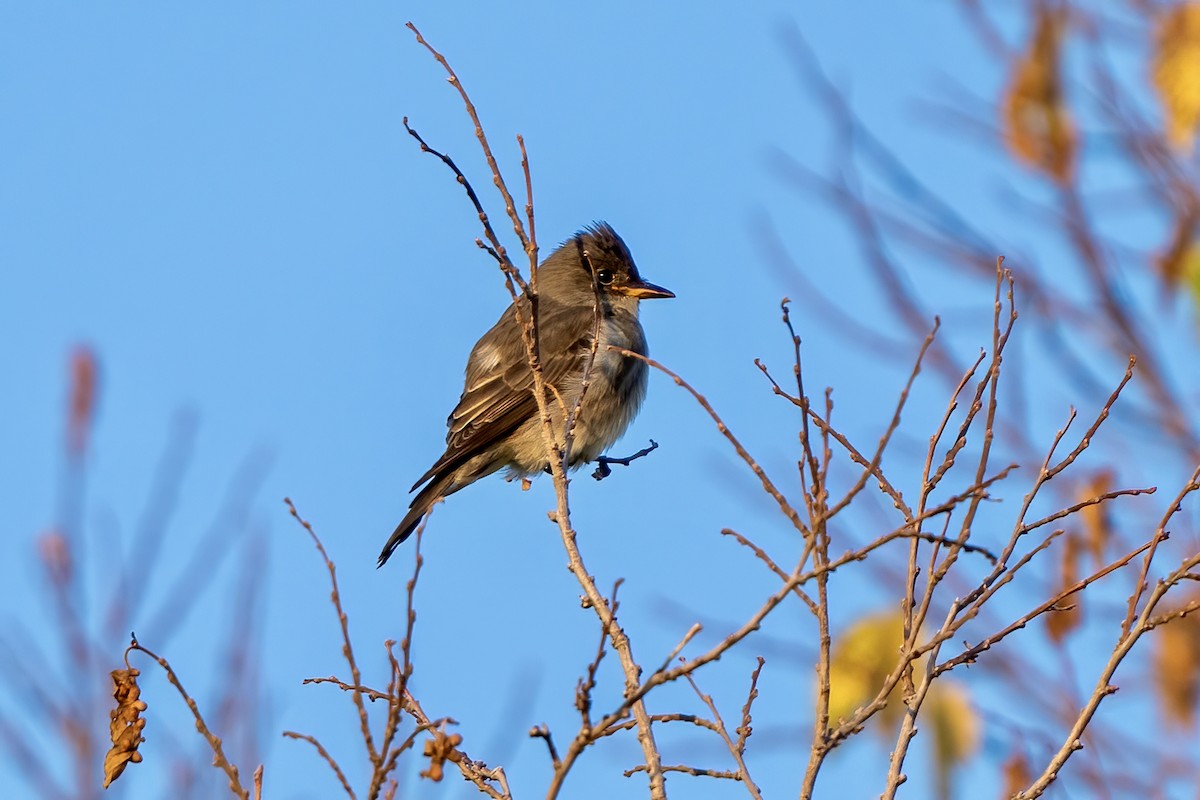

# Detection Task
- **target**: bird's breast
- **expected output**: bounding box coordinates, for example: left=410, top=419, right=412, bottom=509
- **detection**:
left=561, top=313, right=648, bottom=463
left=595, top=315, right=642, bottom=365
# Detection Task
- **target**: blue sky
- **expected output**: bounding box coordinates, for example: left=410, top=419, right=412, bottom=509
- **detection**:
left=4, top=4, right=1192, bottom=799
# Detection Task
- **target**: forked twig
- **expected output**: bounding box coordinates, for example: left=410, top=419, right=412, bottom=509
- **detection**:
left=610, top=346, right=809, bottom=538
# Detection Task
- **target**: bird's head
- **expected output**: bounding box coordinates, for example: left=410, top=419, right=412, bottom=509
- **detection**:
left=538, top=222, right=674, bottom=308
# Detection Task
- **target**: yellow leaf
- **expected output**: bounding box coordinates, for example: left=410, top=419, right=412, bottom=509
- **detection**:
left=1183, top=239, right=1200, bottom=308
left=826, top=613, right=980, bottom=798
left=926, top=682, right=980, bottom=800
left=1152, top=3, right=1200, bottom=150
left=1004, top=6, right=1075, bottom=182
left=827, top=611, right=909, bottom=732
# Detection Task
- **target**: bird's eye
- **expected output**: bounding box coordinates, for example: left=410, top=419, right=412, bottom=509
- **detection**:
left=596, top=269, right=614, bottom=285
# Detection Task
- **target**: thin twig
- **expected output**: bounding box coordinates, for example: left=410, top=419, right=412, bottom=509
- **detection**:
left=680, top=670, right=764, bottom=799
left=126, top=636, right=249, bottom=799
left=529, top=725, right=560, bottom=769
left=611, top=347, right=809, bottom=538
left=282, top=732, right=356, bottom=799
left=285, top=499, right=379, bottom=769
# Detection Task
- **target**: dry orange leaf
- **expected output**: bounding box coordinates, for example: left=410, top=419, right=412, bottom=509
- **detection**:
left=1004, top=6, right=1076, bottom=182
left=68, top=345, right=98, bottom=456
left=999, top=750, right=1033, bottom=799
left=1153, top=600, right=1200, bottom=727
left=102, top=667, right=147, bottom=788
left=421, top=728, right=463, bottom=782
left=37, top=528, right=71, bottom=586
left=1155, top=203, right=1200, bottom=288
left=1152, top=3, right=1200, bottom=150
left=1078, top=471, right=1114, bottom=565
left=1045, top=533, right=1082, bottom=643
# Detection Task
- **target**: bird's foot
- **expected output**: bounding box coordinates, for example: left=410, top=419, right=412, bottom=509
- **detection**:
left=592, top=440, right=659, bottom=480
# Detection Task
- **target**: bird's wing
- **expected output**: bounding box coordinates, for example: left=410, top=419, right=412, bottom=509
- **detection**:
left=409, top=299, right=596, bottom=491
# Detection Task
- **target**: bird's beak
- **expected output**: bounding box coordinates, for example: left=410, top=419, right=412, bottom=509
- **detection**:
left=620, top=279, right=675, bottom=300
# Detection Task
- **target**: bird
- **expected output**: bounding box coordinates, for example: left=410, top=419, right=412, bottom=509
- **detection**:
left=378, top=222, right=673, bottom=566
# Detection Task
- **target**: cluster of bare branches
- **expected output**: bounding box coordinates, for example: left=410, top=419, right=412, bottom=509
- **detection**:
left=772, top=3, right=1200, bottom=464
left=0, top=348, right=270, bottom=800
left=765, top=1, right=1200, bottom=794
left=92, top=255, right=1200, bottom=796
left=21, top=8, right=1196, bottom=799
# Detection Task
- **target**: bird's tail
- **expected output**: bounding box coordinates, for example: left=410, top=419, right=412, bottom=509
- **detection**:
left=378, top=472, right=457, bottom=567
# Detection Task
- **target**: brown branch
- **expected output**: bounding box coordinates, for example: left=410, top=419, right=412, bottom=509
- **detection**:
left=575, top=579, right=620, bottom=726
left=282, top=732, right=356, bottom=799
left=736, top=657, right=766, bottom=755
left=923, top=348, right=988, bottom=495
left=517, top=134, right=538, bottom=275
left=625, top=764, right=742, bottom=780
left=721, top=528, right=819, bottom=614
left=126, top=636, right=249, bottom=799
left=1020, top=486, right=1156, bottom=535
left=529, top=725, right=560, bottom=769
left=680, top=669, right=764, bottom=798
left=595, top=713, right=722, bottom=739
left=935, top=537, right=1158, bottom=676
left=1044, top=356, right=1137, bottom=482
left=754, top=315, right=941, bottom=521
left=371, top=525, right=425, bottom=799
left=591, top=565, right=810, bottom=734
left=402, top=692, right=511, bottom=800
left=1146, top=598, right=1200, bottom=629
left=1018, top=474, right=1200, bottom=797
left=611, top=346, right=809, bottom=538
left=406, top=23, right=530, bottom=257
left=401, top=118, right=521, bottom=283
left=285, top=499, right=380, bottom=770
left=961, top=352, right=1138, bottom=613
left=1122, top=464, right=1200, bottom=635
